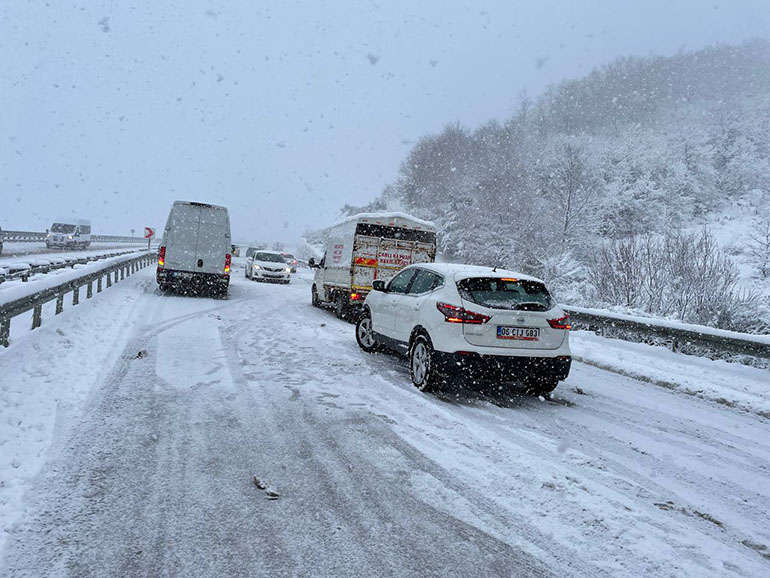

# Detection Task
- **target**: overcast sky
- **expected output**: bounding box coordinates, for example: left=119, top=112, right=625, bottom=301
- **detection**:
left=1, top=0, right=768, bottom=244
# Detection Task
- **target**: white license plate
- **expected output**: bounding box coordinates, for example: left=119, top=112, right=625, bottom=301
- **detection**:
left=497, top=326, right=540, bottom=340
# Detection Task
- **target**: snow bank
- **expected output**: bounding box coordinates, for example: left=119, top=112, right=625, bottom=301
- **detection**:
left=0, top=251, right=149, bottom=307
left=571, top=330, right=770, bottom=417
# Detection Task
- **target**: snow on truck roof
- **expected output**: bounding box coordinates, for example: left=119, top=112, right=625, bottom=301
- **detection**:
left=332, top=212, right=435, bottom=231
left=411, top=262, right=545, bottom=284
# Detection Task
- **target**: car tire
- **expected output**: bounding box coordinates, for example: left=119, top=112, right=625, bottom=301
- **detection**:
left=409, top=334, right=442, bottom=393
left=355, top=311, right=379, bottom=353
left=311, top=286, right=321, bottom=308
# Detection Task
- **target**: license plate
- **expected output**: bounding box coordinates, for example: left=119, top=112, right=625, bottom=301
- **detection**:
left=497, top=326, right=539, bottom=340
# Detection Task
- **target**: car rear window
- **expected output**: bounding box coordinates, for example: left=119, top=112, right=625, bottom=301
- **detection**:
left=457, top=277, right=554, bottom=311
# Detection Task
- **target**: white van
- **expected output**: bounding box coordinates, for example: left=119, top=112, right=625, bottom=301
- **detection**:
left=46, top=217, right=91, bottom=249
left=156, top=201, right=232, bottom=296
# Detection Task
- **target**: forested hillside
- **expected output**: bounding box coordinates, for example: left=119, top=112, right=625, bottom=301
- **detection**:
left=341, top=40, right=770, bottom=332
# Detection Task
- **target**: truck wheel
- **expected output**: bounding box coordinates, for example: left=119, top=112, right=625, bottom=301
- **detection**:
left=335, top=293, right=349, bottom=320
left=409, top=335, right=442, bottom=393
left=355, top=312, right=379, bottom=353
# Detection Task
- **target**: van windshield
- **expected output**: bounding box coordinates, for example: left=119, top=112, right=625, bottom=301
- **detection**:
left=457, top=277, right=554, bottom=311
left=51, top=224, right=76, bottom=233
left=254, top=252, right=286, bottom=263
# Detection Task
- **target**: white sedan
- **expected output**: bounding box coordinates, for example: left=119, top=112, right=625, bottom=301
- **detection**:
left=355, top=263, right=572, bottom=395
left=246, top=250, right=292, bottom=283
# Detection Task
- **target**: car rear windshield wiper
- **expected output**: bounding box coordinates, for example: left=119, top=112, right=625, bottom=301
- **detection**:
left=513, top=302, right=548, bottom=311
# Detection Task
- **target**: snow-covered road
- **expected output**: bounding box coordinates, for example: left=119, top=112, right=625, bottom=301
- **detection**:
left=1, top=267, right=769, bottom=577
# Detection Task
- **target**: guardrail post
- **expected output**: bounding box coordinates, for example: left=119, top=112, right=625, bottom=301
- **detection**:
left=1, top=319, right=10, bottom=348
left=32, top=305, right=42, bottom=329
left=72, top=287, right=79, bottom=306
left=97, top=276, right=103, bottom=293
left=106, top=272, right=112, bottom=288
left=87, top=281, right=93, bottom=299
left=120, top=267, right=125, bottom=281
left=56, top=294, right=64, bottom=315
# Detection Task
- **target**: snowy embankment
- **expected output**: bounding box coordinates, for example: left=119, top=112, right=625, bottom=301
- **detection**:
left=0, top=245, right=148, bottom=278
left=571, top=331, right=770, bottom=418
left=1, top=267, right=769, bottom=577
left=0, top=250, right=150, bottom=306
left=0, top=242, right=149, bottom=262
left=0, top=267, right=155, bottom=558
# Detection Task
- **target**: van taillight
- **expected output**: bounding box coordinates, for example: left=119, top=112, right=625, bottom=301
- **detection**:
left=158, top=246, right=165, bottom=268
left=436, top=302, right=490, bottom=325
left=547, top=315, right=571, bottom=330
left=224, top=253, right=231, bottom=275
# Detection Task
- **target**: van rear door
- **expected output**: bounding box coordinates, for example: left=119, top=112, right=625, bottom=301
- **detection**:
left=195, top=206, right=230, bottom=275
left=164, top=203, right=201, bottom=272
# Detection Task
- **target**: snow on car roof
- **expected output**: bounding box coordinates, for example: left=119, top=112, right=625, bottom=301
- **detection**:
left=413, top=262, right=545, bottom=284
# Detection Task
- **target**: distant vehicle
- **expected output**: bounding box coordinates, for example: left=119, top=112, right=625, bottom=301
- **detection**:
left=46, top=217, right=91, bottom=249
left=246, top=250, right=291, bottom=283
left=156, top=201, right=232, bottom=297
left=309, top=212, right=437, bottom=319
left=281, top=252, right=298, bottom=272
left=355, top=263, right=572, bottom=396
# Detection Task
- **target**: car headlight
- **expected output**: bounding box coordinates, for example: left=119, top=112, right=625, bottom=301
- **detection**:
left=67, top=235, right=73, bottom=239
left=285, top=267, right=291, bottom=273
left=253, top=264, right=261, bottom=270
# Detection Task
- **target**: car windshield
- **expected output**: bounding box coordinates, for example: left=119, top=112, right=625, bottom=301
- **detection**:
left=282, top=254, right=295, bottom=260
left=457, top=277, right=554, bottom=311
left=50, top=224, right=75, bottom=233
left=254, top=252, right=285, bottom=263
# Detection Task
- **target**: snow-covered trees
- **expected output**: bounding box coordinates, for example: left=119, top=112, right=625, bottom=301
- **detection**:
left=587, top=229, right=760, bottom=330
left=355, top=40, right=770, bottom=331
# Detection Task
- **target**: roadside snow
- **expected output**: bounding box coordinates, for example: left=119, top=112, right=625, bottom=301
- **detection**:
left=570, top=330, right=770, bottom=417
left=0, top=270, right=153, bottom=556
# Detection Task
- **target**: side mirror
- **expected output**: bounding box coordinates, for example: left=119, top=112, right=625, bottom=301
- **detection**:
left=308, top=257, right=317, bottom=268
left=372, top=280, right=386, bottom=292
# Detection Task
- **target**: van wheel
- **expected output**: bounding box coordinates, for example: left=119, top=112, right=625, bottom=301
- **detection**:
left=410, top=335, right=442, bottom=393
left=311, top=286, right=321, bottom=307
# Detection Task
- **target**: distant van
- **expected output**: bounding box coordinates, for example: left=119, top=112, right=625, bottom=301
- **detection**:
left=156, top=201, right=232, bottom=297
left=46, top=217, right=91, bottom=249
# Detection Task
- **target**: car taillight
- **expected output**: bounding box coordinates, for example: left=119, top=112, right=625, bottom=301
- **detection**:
left=350, top=292, right=364, bottom=301
left=547, top=315, right=571, bottom=330
left=158, top=246, right=165, bottom=268
left=436, top=302, right=491, bottom=324
left=224, top=253, right=231, bottom=275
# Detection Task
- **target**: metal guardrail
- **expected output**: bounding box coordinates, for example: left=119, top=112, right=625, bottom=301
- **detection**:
left=0, top=249, right=140, bottom=285
left=0, top=252, right=156, bottom=347
left=0, top=230, right=47, bottom=242
left=564, top=306, right=770, bottom=361
left=0, top=230, right=141, bottom=244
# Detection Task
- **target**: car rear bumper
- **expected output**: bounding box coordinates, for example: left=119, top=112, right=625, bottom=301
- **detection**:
left=432, top=351, right=572, bottom=382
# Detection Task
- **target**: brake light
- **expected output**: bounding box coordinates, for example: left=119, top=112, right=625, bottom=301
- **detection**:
left=350, top=292, right=364, bottom=301
left=436, top=302, right=491, bottom=324
left=547, top=315, right=571, bottom=330
left=500, top=278, right=518, bottom=282
left=224, top=253, right=231, bottom=275
left=158, top=246, right=165, bottom=268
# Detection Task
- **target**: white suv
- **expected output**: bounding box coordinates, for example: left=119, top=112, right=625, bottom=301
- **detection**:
left=355, top=263, right=572, bottom=395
